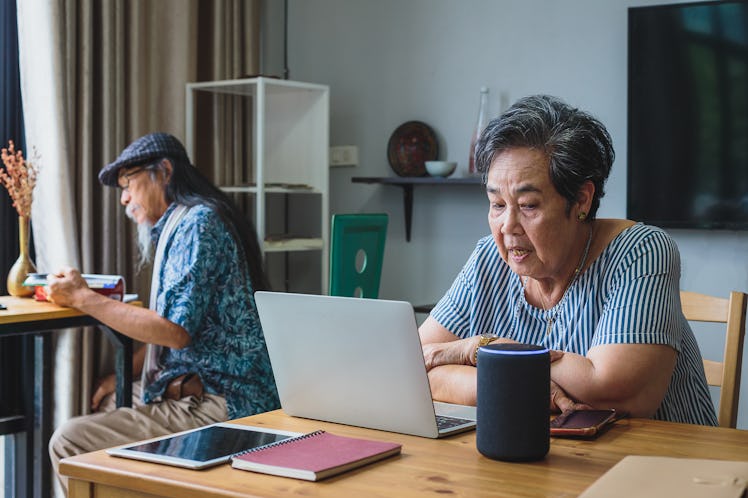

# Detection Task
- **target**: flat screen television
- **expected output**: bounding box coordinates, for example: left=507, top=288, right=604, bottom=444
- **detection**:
left=628, top=1, right=748, bottom=230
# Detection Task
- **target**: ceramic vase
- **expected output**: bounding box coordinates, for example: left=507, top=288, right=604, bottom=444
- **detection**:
left=6, top=215, right=36, bottom=297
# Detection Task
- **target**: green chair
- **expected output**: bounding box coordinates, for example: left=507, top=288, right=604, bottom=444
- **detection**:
left=329, top=213, right=388, bottom=298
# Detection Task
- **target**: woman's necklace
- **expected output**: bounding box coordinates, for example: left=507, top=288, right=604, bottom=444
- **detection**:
left=524, top=227, right=593, bottom=336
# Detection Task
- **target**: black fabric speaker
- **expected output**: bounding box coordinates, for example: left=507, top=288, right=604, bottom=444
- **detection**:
left=476, top=343, right=550, bottom=461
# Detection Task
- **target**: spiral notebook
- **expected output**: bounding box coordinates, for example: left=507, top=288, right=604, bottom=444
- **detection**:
left=231, top=430, right=402, bottom=481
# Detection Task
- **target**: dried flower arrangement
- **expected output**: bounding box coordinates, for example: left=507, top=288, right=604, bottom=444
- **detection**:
left=0, top=140, right=38, bottom=217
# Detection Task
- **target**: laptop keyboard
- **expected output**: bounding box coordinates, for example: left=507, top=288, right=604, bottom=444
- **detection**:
left=436, top=414, right=473, bottom=431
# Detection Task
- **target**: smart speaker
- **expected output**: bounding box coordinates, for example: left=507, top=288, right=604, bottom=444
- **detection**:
left=476, top=343, right=550, bottom=461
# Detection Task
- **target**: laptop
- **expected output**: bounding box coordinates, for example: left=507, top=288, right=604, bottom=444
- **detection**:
left=255, top=291, right=476, bottom=438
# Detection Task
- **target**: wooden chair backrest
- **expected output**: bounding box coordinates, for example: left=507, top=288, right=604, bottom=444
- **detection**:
left=680, top=290, right=747, bottom=428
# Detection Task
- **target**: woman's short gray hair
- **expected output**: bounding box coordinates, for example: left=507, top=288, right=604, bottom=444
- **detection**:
left=474, top=95, right=614, bottom=220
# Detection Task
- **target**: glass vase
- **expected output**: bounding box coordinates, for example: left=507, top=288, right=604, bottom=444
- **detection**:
left=468, top=86, right=490, bottom=176
left=6, top=215, right=36, bottom=297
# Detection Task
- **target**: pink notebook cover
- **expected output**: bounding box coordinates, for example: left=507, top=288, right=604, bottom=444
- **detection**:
left=231, top=430, right=402, bottom=481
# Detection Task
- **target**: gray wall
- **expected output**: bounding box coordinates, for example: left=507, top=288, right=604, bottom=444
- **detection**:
left=268, top=0, right=748, bottom=428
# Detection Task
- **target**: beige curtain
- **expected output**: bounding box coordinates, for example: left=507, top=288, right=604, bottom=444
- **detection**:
left=17, top=1, right=260, bottom=496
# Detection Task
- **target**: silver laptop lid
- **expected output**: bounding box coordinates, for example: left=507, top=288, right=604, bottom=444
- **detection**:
left=256, top=291, right=446, bottom=438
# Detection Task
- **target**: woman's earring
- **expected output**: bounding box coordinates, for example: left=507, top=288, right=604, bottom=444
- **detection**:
left=577, top=212, right=587, bottom=221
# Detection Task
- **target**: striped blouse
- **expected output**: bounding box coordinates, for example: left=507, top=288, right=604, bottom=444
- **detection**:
left=431, top=223, right=718, bottom=426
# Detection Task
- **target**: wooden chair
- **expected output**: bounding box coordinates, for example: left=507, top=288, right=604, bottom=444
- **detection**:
left=680, top=290, right=747, bottom=428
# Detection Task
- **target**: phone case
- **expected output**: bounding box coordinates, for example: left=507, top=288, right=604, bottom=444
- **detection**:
left=550, top=409, right=621, bottom=437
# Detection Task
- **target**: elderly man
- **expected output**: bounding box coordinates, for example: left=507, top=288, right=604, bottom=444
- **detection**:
left=47, top=132, right=279, bottom=490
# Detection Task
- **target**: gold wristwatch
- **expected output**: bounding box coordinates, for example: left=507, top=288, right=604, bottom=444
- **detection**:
left=473, top=333, right=498, bottom=365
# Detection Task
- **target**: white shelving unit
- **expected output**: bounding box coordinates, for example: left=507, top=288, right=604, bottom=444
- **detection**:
left=185, top=77, right=329, bottom=293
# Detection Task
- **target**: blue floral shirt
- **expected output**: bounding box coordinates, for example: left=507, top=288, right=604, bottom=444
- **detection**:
left=142, top=203, right=279, bottom=419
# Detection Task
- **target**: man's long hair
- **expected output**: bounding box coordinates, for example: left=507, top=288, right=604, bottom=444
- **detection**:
left=155, top=158, right=270, bottom=292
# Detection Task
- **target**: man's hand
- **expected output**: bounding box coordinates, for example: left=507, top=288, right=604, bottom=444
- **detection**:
left=45, top=267, right=90, bottom=308
left=91, top=373, right=116, bottom=412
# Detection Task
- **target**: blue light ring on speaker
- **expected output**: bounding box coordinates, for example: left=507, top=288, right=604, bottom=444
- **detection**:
left=478, top=343, right=549, bottom=357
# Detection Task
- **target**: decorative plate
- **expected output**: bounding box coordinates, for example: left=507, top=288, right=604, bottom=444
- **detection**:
left=387, top=121, right=439, bottom=177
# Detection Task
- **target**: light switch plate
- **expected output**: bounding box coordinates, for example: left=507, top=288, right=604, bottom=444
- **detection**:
left=330, top=145, right=358, bottom=167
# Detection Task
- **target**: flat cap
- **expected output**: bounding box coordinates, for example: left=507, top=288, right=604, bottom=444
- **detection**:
left=99, top=132, right=190, bottom=187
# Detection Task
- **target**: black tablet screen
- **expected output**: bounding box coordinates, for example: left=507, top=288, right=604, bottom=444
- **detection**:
left=124, top=426, right=292, bottom=462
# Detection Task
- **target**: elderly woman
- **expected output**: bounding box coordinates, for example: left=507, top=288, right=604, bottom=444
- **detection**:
left=420, top=95, right=717, bottom=426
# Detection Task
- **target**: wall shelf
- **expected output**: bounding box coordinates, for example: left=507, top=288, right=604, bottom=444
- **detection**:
left=351, top=176, right=482, bottom=241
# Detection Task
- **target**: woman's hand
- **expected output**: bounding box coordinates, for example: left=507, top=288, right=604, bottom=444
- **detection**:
left=422, top=338, right=475, bottom=371
left=550, top=380, right=592, bottom=413
left=91, top=373, right=116, bottom=412
left=548, top=352, right=587, bottom=412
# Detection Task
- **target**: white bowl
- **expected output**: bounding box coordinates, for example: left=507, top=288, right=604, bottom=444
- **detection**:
left=425, top=161, right=457, bottom=177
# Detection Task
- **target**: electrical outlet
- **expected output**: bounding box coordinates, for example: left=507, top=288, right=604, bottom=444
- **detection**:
left=330, top=145, right=358, bottom=167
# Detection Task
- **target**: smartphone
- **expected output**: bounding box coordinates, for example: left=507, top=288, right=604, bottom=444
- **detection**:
left=550, top=409, right=623, bottom=438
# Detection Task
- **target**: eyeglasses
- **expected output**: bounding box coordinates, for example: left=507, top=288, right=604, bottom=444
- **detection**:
left=118, top=165, right=153, bottom=191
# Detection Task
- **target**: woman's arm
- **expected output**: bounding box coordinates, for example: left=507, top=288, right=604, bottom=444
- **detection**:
left=419, top=316, right=462, bottom=344
left=420, top=316, right=482, bottom=403
left=420, top=316, right=573, bottom=409
left=551, top=343, right=676, bottom=417
left=550, top=229, right=682, bottom=416
left=420, top=317, right=481, bottom=365
left=428, top=365, right=479, bottom=405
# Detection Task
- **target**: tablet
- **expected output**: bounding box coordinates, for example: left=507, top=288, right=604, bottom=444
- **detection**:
left=106, top=422, right=302, bottom=469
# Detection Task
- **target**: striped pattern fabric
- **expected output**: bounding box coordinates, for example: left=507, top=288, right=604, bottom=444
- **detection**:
left=431, top=223, right=718, bottom=426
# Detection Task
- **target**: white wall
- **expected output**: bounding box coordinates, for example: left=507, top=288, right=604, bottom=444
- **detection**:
left=280, top=0, right=748, bottom=428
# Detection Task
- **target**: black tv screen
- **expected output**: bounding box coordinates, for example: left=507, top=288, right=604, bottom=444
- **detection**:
left=628, top=1, right=748, bottom=229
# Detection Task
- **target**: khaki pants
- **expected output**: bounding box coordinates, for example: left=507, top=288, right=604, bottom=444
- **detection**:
left=49, top=381, right=227, bottom=494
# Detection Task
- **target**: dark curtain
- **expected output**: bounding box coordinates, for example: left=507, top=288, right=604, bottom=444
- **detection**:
left=0, top=0, right=25, bottom=438
left=0, top=0, right=24, bottom=280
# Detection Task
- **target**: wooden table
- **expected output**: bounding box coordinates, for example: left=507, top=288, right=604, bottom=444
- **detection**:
left=61, top=409, right=748, bottom=498
left=0, top=295, right=134, bottom=498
